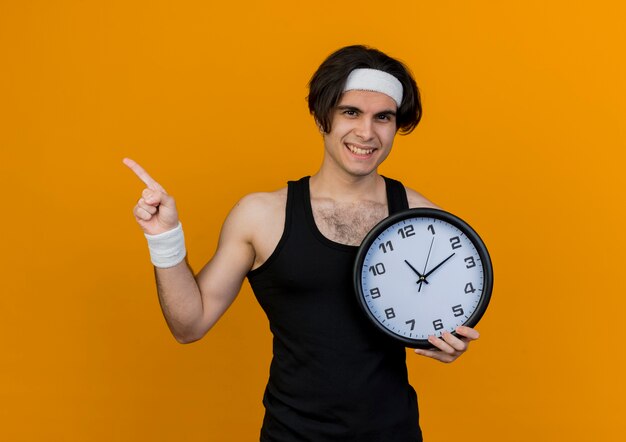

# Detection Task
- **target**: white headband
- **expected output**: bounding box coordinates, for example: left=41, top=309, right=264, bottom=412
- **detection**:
left=343, top=68, right=403, bottom=108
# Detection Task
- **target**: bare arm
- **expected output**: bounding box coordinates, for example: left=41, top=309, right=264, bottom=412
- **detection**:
left=124, top=158, right=257, bottom=343
left=153, top=200, right=256, bottom=343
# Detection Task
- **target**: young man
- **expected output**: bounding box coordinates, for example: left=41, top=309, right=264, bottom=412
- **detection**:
left=125, top=45, right=479, bottom=441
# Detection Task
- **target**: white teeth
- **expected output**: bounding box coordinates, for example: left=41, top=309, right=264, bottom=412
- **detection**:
left=347, top=144, right=374, bottom=155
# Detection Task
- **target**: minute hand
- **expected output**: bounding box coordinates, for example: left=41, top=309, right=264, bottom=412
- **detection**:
left=423, top=253, right=456, bottom=279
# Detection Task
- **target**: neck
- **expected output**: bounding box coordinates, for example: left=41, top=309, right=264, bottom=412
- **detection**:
left=309, top=167, right=385, bottom=203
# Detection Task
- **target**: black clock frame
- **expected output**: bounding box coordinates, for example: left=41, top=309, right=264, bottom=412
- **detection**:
left=353, top=208, right=494, bottom=349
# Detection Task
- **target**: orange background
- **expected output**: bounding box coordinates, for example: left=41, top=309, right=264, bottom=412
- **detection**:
left=1, top=1, right=624, bottom=440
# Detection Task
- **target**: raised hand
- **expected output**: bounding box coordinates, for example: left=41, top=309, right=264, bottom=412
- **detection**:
left=123, top=158, right=180, bottom=235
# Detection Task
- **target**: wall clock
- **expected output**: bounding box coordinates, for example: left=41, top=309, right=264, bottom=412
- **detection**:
left=354, top=208, right=493, bottom=349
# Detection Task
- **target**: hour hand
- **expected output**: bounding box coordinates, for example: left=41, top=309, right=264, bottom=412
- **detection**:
left=404, top=260, right=429, bottom=286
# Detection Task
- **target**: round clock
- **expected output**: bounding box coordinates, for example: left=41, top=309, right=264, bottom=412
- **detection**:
left=353, top=208, right=493, bottom=349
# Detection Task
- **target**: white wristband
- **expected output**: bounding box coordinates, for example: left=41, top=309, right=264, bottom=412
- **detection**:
left=144, top=222, right=187, bottom=268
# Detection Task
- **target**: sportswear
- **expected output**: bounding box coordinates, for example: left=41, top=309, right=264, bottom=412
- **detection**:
left=247, top=176, right=421, bottom=441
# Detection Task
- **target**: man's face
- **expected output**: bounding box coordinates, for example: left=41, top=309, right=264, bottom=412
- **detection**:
left=322, top=90, right=398, bottom=178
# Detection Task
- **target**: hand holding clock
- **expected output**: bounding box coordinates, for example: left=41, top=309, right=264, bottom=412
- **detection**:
left=414, top=326, right=480, bottom=363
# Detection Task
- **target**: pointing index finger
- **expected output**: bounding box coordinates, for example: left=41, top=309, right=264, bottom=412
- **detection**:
left=122, top=158, right=166, bottom=192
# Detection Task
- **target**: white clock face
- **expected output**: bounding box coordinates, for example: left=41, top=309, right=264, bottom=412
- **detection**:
left=357, top=211, right=491, bottom=346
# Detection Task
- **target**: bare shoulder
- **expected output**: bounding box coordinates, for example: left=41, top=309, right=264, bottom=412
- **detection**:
left=223, top=187, right=288, bottom=269
left=226, top=187, right=288, bottom=233
left=404, top=186, right=441, bottom=210
left=234, top=187, right=288, bottom=214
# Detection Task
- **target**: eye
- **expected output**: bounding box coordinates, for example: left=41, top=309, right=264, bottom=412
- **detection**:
left=343, top=109, right=358, bottom=117
left=377, top=113, right=398, bottom=124
left=376, top=113, right=393, bottom=121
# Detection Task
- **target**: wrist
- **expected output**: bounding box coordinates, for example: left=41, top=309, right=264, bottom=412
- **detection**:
left=144, top=222, right=187, bottom=268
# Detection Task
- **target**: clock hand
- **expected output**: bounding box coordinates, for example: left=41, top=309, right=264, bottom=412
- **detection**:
left=419, top=237, right=435, bottom=292
left=404, top=260, right=429, bottom=286
left=423, top=253, right=456, bottom=279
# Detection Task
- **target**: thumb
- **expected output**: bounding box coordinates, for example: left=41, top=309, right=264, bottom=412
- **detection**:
left=142, top=188, right=175, bottom=208
left=141, top=188, right=179, bottom=227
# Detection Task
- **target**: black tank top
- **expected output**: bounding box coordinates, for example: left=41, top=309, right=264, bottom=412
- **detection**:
left=248, top=176, right=422, bottom=442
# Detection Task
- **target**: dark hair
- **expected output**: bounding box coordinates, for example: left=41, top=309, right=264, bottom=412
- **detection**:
left=307, top=45, right=422, bottom=135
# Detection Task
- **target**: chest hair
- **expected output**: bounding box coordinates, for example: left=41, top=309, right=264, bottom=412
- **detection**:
left=311, top=198, right=388, bottom=246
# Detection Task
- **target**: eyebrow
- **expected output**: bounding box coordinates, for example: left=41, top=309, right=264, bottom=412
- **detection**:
left=336, top=105, right=397, bottom=117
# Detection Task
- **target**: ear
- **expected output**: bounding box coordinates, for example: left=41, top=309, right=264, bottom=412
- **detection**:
left=315, top=119, right=325, bottom=134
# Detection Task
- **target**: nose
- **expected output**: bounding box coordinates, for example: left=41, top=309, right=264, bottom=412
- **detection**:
left=354, top=118, right=374, bottom=141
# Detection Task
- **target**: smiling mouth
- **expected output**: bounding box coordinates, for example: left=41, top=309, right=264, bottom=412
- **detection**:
left=346, top=143, right=377, bottom=155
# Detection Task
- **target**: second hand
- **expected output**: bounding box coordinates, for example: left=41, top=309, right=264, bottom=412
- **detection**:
left=419, top=237, right=435, bottom=292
